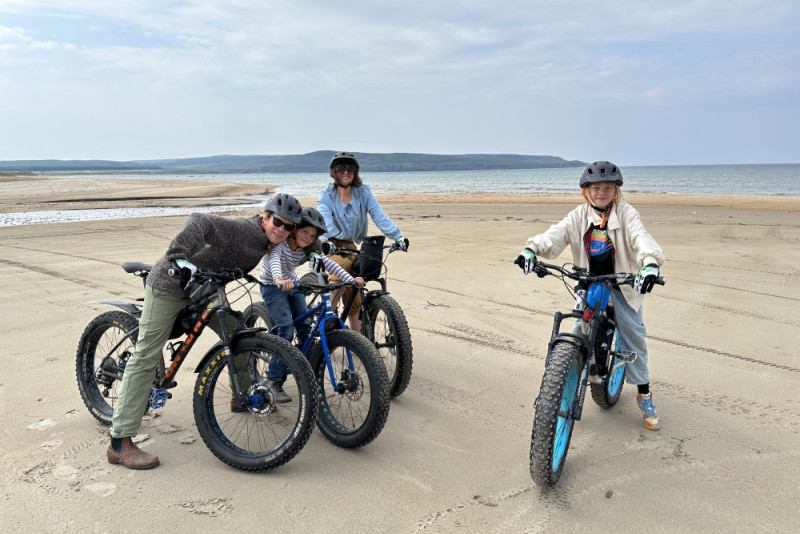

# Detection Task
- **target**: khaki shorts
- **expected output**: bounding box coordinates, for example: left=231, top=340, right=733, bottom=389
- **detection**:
left=328, top=238, right=362, bottom=313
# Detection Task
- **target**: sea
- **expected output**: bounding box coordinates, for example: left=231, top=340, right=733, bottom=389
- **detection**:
left=2, top=163, right=798, bottom=227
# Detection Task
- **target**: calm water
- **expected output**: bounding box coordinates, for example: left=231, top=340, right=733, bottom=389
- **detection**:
left=96, top=163, right=800, bottom=197
left=2, top=164, right=798, bottom=226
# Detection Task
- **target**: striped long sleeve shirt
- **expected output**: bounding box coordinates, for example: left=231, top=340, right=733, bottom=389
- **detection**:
left=258, top=240, right=354, bottom=285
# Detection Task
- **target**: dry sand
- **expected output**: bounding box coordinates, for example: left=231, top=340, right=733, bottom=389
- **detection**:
left=1, top=176, right=799, bottom=533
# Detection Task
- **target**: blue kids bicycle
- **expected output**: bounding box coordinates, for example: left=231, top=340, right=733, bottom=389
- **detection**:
left=243, top=273, right=390, bottom=448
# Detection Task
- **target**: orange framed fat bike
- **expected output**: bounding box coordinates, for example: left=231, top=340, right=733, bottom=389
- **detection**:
left=243, top=274, right=390, bottom=448
left=524, top=261, right=665, bottom=487
left=75, top=262, right=317, bottom=471
left=327, top=236, right=413, bottom=397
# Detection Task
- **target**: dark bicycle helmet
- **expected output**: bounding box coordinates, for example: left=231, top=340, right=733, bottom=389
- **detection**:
left=299, top=206, right=327, bottom=234
left=330, top=151, right=359, bottom=168
left=579, top=161, right=623, bottom=188
left=264, top=193, right=302, bottom=224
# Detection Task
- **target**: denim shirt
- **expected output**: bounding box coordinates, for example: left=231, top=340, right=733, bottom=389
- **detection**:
left=317, top=183, right=402, bottom=244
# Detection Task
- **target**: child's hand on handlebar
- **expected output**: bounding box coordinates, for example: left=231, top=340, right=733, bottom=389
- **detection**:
left=514, top=249, right=536, bottom=275
left=275, top=277, right=294, bottom=292
left=353, top=276, right=365, bottom=287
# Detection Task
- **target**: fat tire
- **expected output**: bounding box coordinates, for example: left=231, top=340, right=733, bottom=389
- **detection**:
left=75, top=311, right=139, bottom=425
left=590, top=328, right=626, bottom=408
left=193, top=335, right=317, bottom=471
left=530, top=341, right=582, bottom=487
left=310, top=329, right=390, bottom=448
left=243, top=301, right=275, bottom=331
left=362, top=294, right=413, bottom=397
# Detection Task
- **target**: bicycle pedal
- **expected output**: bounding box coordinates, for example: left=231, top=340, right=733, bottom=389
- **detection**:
left=149, top=388, right=169, bottom=409
left=613, top=349, right=638, bottom=363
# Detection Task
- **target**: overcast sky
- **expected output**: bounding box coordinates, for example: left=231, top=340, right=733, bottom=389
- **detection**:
left=1, top=1, right=798, bottom=165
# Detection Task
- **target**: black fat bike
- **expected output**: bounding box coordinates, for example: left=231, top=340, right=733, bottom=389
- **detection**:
left=75, top=262, right=318, bottom=471
left=525, top=260, right=665, bottom=487
left=328, top=236, right=413, bottom=397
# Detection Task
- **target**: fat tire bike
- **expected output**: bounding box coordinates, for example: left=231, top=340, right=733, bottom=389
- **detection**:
left=525, top=261, right=665, bottom=487
left=243, top=276, right=391, bottom=448
left=325, top=236, right=413, bottom=398
left=75, top=262, right=318, bottom=471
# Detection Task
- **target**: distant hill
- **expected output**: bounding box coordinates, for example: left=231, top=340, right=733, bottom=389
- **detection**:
left=0, top=151, right=585, bottom=174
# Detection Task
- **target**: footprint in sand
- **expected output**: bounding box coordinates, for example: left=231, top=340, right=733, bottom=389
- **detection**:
left=28, top=419, right=57, bottom=431
left=85, top=482, right=117, bottom=497
left=41, top=440, right=63, bottom=451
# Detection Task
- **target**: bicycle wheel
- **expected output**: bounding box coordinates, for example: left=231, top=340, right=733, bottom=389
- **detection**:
left=530, top=340, right=582, bottom=487
left=243, top=301, right=275, bottom=331
left=75, top=311, right=139, bottom=425
left=310, top=329, right=390, bottom=448
left=590, top=328, right=626, bottom=408
left=361, top=294, right=413, bottom=397
left=193, top=335, right=317, bottom=471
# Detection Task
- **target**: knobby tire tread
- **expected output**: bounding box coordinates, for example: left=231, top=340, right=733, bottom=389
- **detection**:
left=75, top=311, right=139, bottom=425
left=363, top=294, right=413, bottom=397
left=530, top=341, right=581, bottom=487
left=193, top=335, right=317, bottom=471
left=311, top=329, right=390, bottom=448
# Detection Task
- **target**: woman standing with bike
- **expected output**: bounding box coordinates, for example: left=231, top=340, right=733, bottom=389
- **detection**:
left=516, top=161, right=665, bottom=431
left=105, top=193, right=303, bottom=469
left=317, top=151, right=409, bottom=331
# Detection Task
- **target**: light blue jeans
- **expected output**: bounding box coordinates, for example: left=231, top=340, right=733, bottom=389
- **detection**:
left=574, top=287, right=650, bottom=385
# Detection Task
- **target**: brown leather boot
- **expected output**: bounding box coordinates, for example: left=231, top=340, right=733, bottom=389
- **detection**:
left=231, top=396, right=247, bottom=413
left=107, top=437, right=160, bottom=470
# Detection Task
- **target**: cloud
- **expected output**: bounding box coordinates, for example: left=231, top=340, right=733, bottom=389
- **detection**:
left=0, top=0, right=798, bottom=163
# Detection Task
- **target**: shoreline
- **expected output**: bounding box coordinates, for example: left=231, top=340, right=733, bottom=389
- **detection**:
left=2, top=176, right=798, bottom=217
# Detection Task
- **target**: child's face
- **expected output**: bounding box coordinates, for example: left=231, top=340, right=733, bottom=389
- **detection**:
left=586, top=182, right=617, bottom=209
left=295, top=226, right=319, bottom=248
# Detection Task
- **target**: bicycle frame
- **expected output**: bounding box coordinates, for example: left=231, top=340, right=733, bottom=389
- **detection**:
left=94, top=267, right=267, bottom=410
left=270, top=284, right=356, bottom=393
left=546, top=293, right=614, bottom=422
left=335, top=243, right=396, bottom=325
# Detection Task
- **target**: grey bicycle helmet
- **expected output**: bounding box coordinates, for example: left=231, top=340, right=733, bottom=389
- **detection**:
left=264, top=193, right=302, bottom=224
left=330, top=151, right=359, bottom=168
left=579, top=161, right=623, bottom=188
left=299, top=206, right=327, bottom=234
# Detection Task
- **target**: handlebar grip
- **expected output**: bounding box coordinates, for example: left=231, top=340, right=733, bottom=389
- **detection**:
left=656, top=276, right=666, bottom=286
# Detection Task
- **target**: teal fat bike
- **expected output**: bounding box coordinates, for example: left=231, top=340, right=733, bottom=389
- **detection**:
left=523, top=260, right=665, bottom=486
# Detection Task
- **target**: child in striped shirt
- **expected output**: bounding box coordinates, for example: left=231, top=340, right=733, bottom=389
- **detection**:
left=258, top=206, right=364, bottom=402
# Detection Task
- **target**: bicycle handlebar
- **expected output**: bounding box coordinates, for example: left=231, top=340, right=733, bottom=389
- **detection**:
left=323, top=243, right=402, bottom=257
left=531, top=260, right=666, bottom=287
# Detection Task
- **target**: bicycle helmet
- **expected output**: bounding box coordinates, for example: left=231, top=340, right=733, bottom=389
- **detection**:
left=264, top=193, right=302, bottom=224
left=579, top=161, right=623, bottom=188
left=330, top=151, right=359, bottom=168
left=299, top=206, right=327, bottom=234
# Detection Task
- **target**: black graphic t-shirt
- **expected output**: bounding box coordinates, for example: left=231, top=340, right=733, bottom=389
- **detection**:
left=584, top=225, right=615, bottom=275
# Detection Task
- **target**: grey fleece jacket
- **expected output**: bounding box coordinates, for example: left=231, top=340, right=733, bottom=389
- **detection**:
left=147, top=213, right=277, bottom=295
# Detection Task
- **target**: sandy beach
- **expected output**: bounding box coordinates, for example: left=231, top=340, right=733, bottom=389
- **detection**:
left=1, top=175, right=798, bottom=533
